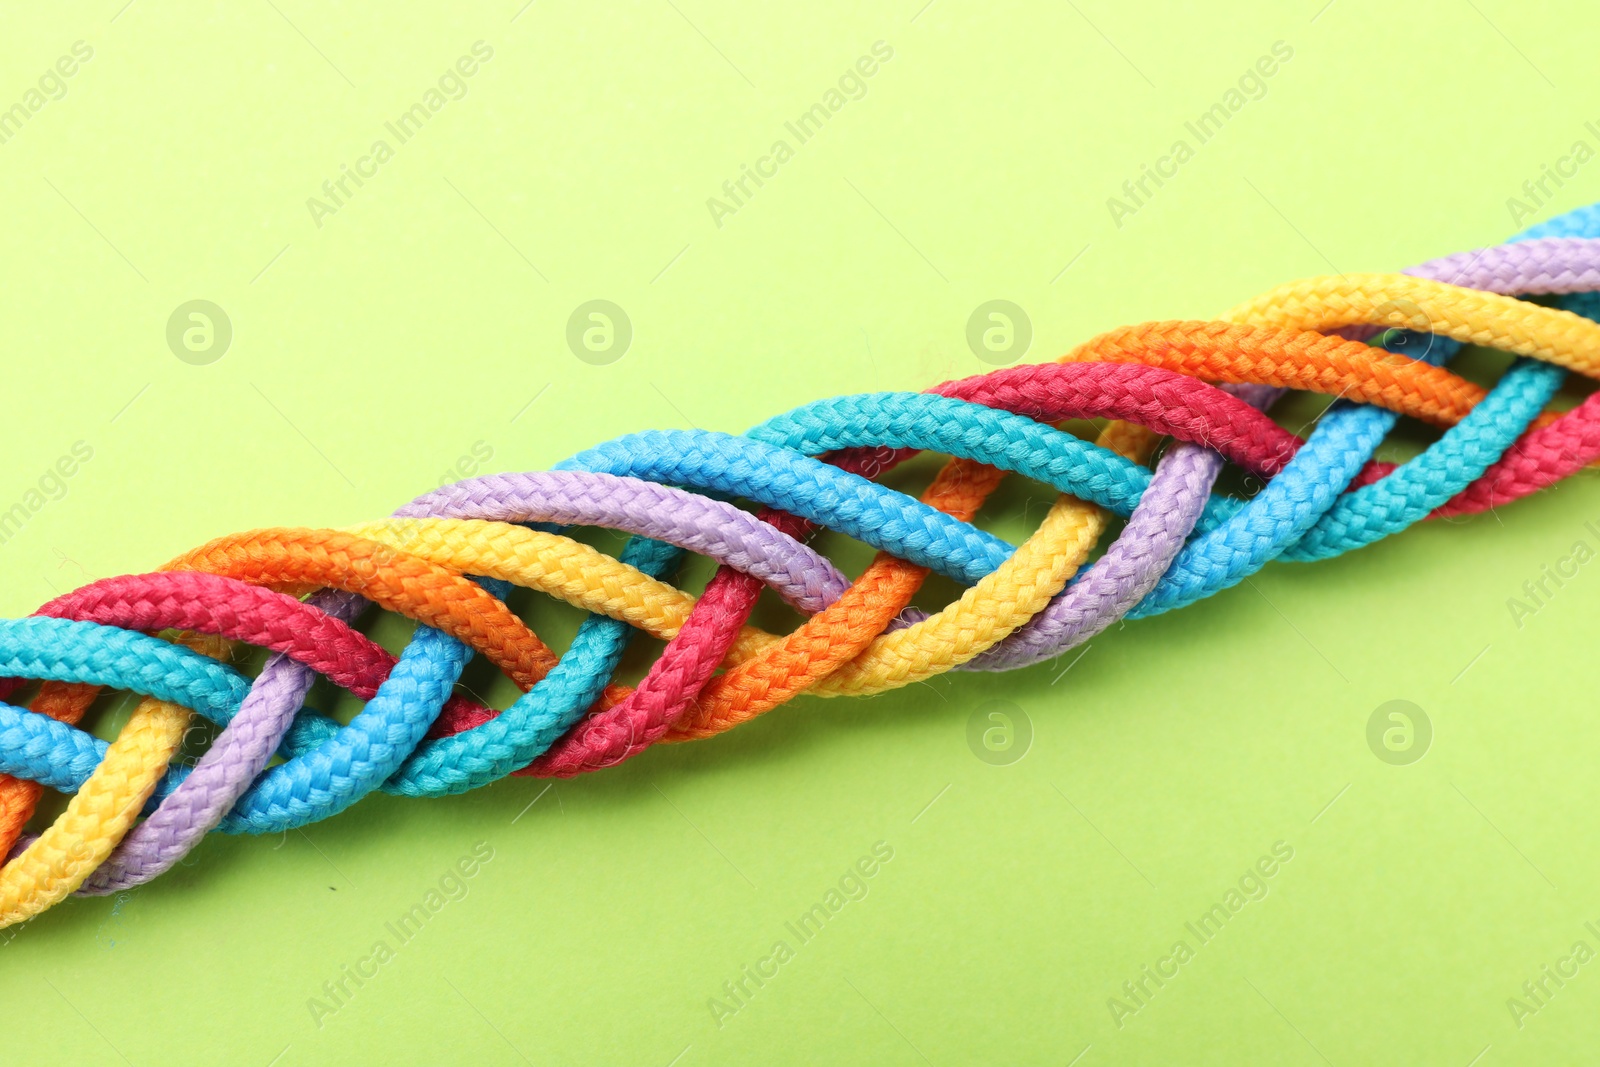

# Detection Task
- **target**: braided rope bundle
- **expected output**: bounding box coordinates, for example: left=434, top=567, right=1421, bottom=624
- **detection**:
left=5, top=204, right=1600, bottom=927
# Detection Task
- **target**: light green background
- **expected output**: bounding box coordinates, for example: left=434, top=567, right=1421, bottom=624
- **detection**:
left=3, top=1, right=1600, bottom=1064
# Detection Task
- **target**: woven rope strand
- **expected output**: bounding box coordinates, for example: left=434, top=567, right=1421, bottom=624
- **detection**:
left=4, top=205, right=1600, bottom=922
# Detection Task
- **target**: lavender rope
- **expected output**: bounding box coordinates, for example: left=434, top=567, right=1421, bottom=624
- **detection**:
left=75, top=473, right=848, bottom=894
left=952, top=237, right=1600, bottom=669
left=70, top=235, right=1600, bottom=893
left=952, top=383, right=1284, bottom=671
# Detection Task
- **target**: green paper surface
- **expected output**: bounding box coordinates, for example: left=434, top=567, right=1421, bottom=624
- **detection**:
left=3, top=1, right=1600, bottom=1063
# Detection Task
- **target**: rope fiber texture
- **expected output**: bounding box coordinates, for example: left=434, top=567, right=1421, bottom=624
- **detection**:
left=4, top=206, right=1600, bottom=925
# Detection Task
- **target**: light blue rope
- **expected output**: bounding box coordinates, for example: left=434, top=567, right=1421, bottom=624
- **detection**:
left=3, top=203, right=1597, bottom=829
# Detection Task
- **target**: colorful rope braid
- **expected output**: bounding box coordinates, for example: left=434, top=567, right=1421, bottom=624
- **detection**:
left=4, top=202, right=1600, bottom=926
